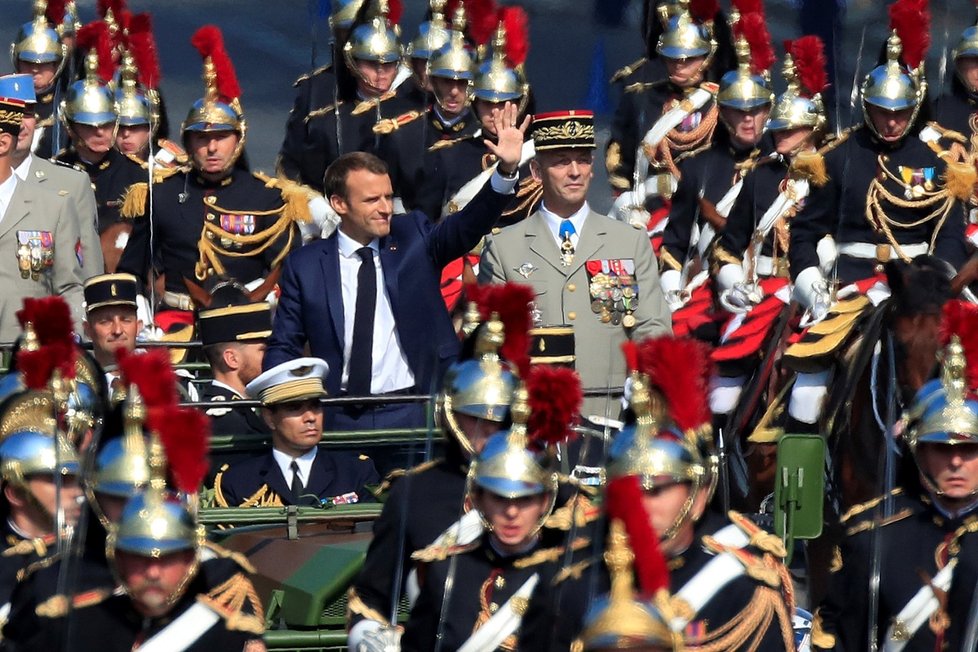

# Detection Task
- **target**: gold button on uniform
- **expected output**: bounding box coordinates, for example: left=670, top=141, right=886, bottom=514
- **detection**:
left=568, top=311, right=576, bottom=320
left=567, top=283, right=576, bottom=292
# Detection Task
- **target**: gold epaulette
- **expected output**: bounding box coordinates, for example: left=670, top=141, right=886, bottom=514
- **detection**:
left=943, top=514, right=978, bottom=557
left=544, top=495, right=601, bottom=531
left=3, top=535, right=52, bottom=558
left=374, top=458, right=441, bottom=495
left=605, top=141, right=622, bottom=174
left=352, top=91, right=396, bottom=116
left=253, top=171, right=317, bottom=224
left=845, top=507, right=913, bottom=537
left=198, top=572, right=265, bottom=635
left=727, top=511, right=788, bottom=558
left=839, top=487, right=903, bottom=523
left=203, top=540, right=257, bottom=575
left=790, top=149, right=829, bottom=187
left=373, top=109, right=425, bottom=135
left=625, top=78, right=667, bottom=94
left=925, top=120, right=968, bottom=144
left=700, top=535, right=784, bottom=589
left=36, top=587, right=116, bottom=618
left=346, top=586, right=391, bottom=627
left=658, top=248, right=683, bottom=273
left=513, top=536, right=590, bottom=569
left=609, top=57, right=647, bottom=84
left=411, top=538, right=480, bottom=563
left=552, top=558, right=593, bottom=585
left=293, top=63, right=332, bottom=87
left=304, top=101, right=340, bottom=123
left=119, top=166, right=183, bottom=219
left=428, top=134, right=476, bottom=152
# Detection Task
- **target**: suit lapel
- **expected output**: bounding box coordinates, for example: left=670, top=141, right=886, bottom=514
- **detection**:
left=305, top=451, right=335, bottom=499
left=379, top=236, right=399, bottom=313
left=0, top=181, right=33, bottom=241
left=321, top=236, right=345, bottom=350
left=525, top=213, right=567, bottom=276
left=566, top=212, right=607, bottom=277
left=261, top=452, right=293, bottom=502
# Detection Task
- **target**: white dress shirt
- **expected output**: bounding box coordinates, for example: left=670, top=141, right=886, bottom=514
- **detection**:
left=539, top=201, right=589, bottom=251
left=13, top=154, right=32, bottom=182
left=0, top=172, right=18, bottom=225
left=336, top=229, right=416, bottom=394
left=272, top=446, right=318, bottom=489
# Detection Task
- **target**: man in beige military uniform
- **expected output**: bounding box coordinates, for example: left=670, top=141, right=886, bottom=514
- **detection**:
left=479, top=110, right=671, bottom=418
left=0, top=94, right=85, bottom=342
left=2, top=74, right=103, bottom=280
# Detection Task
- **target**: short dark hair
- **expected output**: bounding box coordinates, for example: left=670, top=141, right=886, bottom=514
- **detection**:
left=323, top=152, right=388, bottom=200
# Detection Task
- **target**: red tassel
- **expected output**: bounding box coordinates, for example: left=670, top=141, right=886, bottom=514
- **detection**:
left=688, top=0, right=720, bottom=23
left=128, top=13, right=161, bottom=89
left=605, top=476, right=670, bottom=599
left=621, top=341, right=639, bottom=375
left=387, top=0, right=403, bottom=25
left=498, top=6, right=529, bottom=67
left=44, top=0, right=68, bottom=26
left=96, top=0, right=126, bottom=19
left=190, top=25, right=242, bottom=103
left=941, top=299, right=978, bottom=392
left=789, top=35, right=828, bottom=98
left=465, top=282, right=534, bottom=378
left=467, top=0, right=499, bottom=46
left=117, top=349, right=179, bottom=410
left=636, top=336, right=712, bottom=432
left=889, top=0, right=930, bottom=70
left=158, top=407, right=210, bottom=494
left=526, top=366, right=582, bottom=448
left=76, top=21, right=115, bottom=83
left=735, top=12, right=775, bottom=75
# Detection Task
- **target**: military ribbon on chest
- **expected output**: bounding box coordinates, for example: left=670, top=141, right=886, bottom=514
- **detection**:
left=16, top=230, right=54, bottom=280
left=585, top=259, right=639, bottom=328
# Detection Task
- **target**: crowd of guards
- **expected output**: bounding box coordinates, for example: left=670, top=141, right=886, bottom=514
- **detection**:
left=2, top=0, right=978, bottom=649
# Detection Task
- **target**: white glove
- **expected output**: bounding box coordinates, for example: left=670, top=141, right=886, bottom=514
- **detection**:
left=793, top=266, right=831, bottom=323
left=356, top=625, right=402, bottom=652
left=659, top=269, right=686, bottom=311
left=720, top=282, right=763, bottom=314
left=610, top=189, right=648, bottom=229
left=302, top=195, right=341, bottom=242
left=135, top=294, right=163, bottom=341
left=715, top=263, right=746, bottom=294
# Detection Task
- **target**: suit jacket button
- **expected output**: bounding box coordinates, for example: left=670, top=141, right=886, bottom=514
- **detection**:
left=568, top=311, right=576, bottom=320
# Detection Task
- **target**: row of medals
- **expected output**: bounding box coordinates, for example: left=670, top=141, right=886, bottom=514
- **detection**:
left=589, top=272, right=638, bottom=328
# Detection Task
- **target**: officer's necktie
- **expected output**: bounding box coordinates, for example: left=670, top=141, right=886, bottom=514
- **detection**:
left=347, top=247, right=376, bottom=396
left=558, top=219, right=576, bottom=267
left=290, top=460, right=303, bottom=502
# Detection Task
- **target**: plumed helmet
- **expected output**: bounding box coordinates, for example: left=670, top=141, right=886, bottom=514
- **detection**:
left=62, top=22, right=116, bottom=127
left=472, top=17, right=528, bottom=104
left=11, top=0, right=67, bottom=75
left=716, top=11, right=774, bottom=111
left=428, top=4, right=477, bottom=82
left=0, top=390, right=79, bottom=487
left=767, top=36, right=828, bottom=133
left=330, top=0, right=367, bottom=32
left=656, top=0, right=716, bottom=61
left=343, top=0, right=403, bottom=67
left=407, top=0, right=450, bottom=62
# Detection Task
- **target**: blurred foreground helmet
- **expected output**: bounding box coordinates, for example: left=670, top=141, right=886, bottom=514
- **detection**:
left=88, top=386, right=150, bottom=503
left=767, top=36, right=828, bottom=133
left=906, top=336, right=978, bottom=451
left=716, top=12, right=774, bottom=111
left=0, top=390, right=79, bottom=486
left=344, top=0, right=402, bottom=69
left=11, top=0, right=67, bottom=78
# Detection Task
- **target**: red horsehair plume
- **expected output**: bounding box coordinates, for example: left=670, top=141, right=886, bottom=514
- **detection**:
left=689, top=0, right=720, bottom=23
left=636, top=336, right=712, bottom=432
left=191, top=26, right=242, bottom=103
left=789, top=35, right=828, bottom=97
left=44, top=0, right=67, bottom=25
left=96, top=0, right=126, bottom=19
left=498, top=6, right=529, bottom=67
left=76, top=21, right=115, bottom=83
left=731, top=0, right=765, bottom=17
left=386, top=0, right=404, bottom=25
left=941, top=300, right=978, bottom=391
left=605, top=475, right=670, bottom=600
left=621, top=340, right=640, bottom=376
left=128, top=13, right=161, bottom=89
left=15, top=297, right=77, bottom=389
left=889, top=0, right=930, bottom=71
left=465, top=0, right=499, bottom=45
left=465, top=282, right=534, bottom=377
left=158, top=406, right=211, bottom=494
left=526, top=365, right=582, bottom=448
left=735, top=12, right=776, bottom=75
left=116, top=349, right=179, bottom=432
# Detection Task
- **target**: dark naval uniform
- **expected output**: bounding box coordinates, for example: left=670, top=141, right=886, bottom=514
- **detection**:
left=31, top=87, right=65, bottom=161
left=812, top=489, right=973, bottom=651
left=416, top=133, right=541, bottom=225
left=201, top=381, right=269, bottom=438
left=0, top=521, right=55, bottom=610
left=376, top=106, right=480, bottom=211
left=348, top=456, right=469, bottom=632
left=214, top=448, right=379, bottom=508
left=401, top=528, right=574, bottom=652
left=117, top=167, right=301, bottom=301
left=519, top=512, right=796, bottom=652
left=789, top=126, right=969, bottom=285
left=277, top=63, right=341, bottom=185
left=941, top=518, right=978, bottom=650
left=53, top=147, right=147, bottom=236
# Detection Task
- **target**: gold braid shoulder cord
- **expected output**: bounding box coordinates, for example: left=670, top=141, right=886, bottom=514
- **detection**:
left=645, top=101, right=719, bottom=181
left=196, top=200, right=296, bottom=281
left=864, top=153, right=957, bottom=263
left=682, top=585, right=796, bottom=652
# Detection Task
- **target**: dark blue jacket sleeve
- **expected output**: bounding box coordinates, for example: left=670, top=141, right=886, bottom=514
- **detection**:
left=425, top=180, right=509, bottom=268
left=263, top=253, right=308, bottom=369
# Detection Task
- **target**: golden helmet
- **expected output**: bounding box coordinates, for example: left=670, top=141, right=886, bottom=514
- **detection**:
left=906, top=336, right=978, bottom=452
left=88, top=386, right=151, bottom=502
left=472, top=21, right=528, bottom=105
left=0, top=390, right=79, bottom=487
left=114, top=51, right=154, bottom=128
left=330, top=0, right=368, bottom=32
left=716, top=13, right=774, bottom=111
left=656, top=0, right=715, bottom=61
left=62, top=24, right=116, bottom=127
left=767, top=37, right=828, bottom=134
left=343, top=0, right=402, bottom=67
left=428, top=4, right=476, bottom=82
left=407, top=0, right=450, bottom=61
left=953, top=21, right=978, bottom=90
left=11, top=0, right=67, bottom=74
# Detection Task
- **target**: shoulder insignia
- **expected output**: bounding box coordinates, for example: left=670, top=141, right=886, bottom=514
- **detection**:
left=304, top=102, right=339, bottom=123
left=252, top=171, right=318, bottom=224
left=491, top=227, right=502, bottom=235
left=610, top=57, right=648, bottom=84
left=700, top=536, right=784, bottom=588
left=840, top=488, right=903, bottom=523
left=36, top=588, right=115, bottom=618
left=790, top=150, right=828, bottom=186
left=51, top=159, right=77, bottom=171
left=428, top=134, right=475, bottom=151
left=3, top=535, right=52, bottom=558
left=728, top=511, right=788, bottom=558
left=241, top=484, right=285, bottom=508
left=845, top=507, right=913, bottom=536
left=16, top=551, right=61, bottom=582
left=119, top=166, right=180, bottom=220
left=830, top=545, right=842, bottom=573
left=198, top=572, right=265, bottom=635
left=352, top=91, right=396, bottom=116
left=513, top=536, right=590, bottom=569
left=213, top=463, right=231, bottom=508
left=373, top=109, right=425, bottom=135
left=202, top=540, right=257, bottom=575
left=544, top=495, right=601, bottom=531
left=700, top=81, right=720, bottom=94
left=293, top=63, right=332, bottom=87
left=124, top=152, right=148, bottom=168
left=358, top=454, right=370, bottom=461
left=818, top=125, right=859, bottom=155
left=346, top=586, right=391, bottom=626
left=925, top=120, right=968, bottom=144
left=945, top=515, right=978, bottom=556
left=412, top=539, right=480, bottom=563
left=810, top=609, right=836, bottom=650
left=553, top=558, right=593, bottom=585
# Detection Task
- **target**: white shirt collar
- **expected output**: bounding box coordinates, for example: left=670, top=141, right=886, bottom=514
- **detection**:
left=211, top=379, right=244, bottom=398
left=539, top=201, right=590, bottom=248
left=272, top=446, right=318, bottom=487
left=337, top=228, right=380, bottom=259
left=0, top=173, right=18, bottom=221
left=13, top=154, right=32, bottom=181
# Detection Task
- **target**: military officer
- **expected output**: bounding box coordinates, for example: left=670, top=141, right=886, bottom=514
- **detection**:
left=81, top=273, right=141, bottom=393
left=214, top=358, right=379, bottom=508
left=198, top=300, right=273, bottom=438
left=376, top=4, right=480, bottom=211
left=117, top=26, right=303, bottom=319
left=812, top=332, right=978, bottom=651
left=658, top=10, right=774, bottom=318
left=3, top=73, right=102, bottom=280
left=479, top=110, right=671, bottom=419
left=53, top=39, right=146, bottom=274
left=0, top=95, right=85, bottom=343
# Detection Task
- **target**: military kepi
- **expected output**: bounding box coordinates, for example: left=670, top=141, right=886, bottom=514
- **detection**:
left=530, top=110, right=596, bottom=150
left=198, top=302, right=273, bottom=347
left=0, top=75, right=36, bottom=105
left=84, top=273, right=139, bottom=312
left=246, top=357, right=329, bottom=405
left=0, top=97, right=25, bottom=136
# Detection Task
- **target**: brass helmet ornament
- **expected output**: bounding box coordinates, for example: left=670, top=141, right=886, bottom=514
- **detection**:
left=438, top=283, right=533, bottom=457
left=407, top=0, right=450, bottom=64
left=62, top=21, right=117, bottom=128
left=861, top=0, right=929, bottom=141
left=767, top=36, right=828, bottom=136
left=343, top=0, right=403, bottom=76
left=11, top=0, right=68, bottom=86
left=716, top=6, right=775, bottom=111
left=472, top=9, right=530, bottom=108
left=428, top=3, right=477, bottom=83
left=183, top=25, right=247, bottom=172
left=656, top=0, right=718, bottom=70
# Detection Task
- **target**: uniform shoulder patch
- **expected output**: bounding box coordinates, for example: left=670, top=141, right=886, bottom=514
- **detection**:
left=198, top=572, right=265, bottom=634
left=840, top=488, right=903, bottom=523
left=293, top=63, right=332, bottom=87
left=845, top=506, right=913, bottom=537
left=610, top=57, right=648, bottom=84
left=304, top=102, right=340, bottom=123
left=202, top=540, right=257, bottom=574
left=513, top=536, right=590, bottom=569
left=428, top=134, right=476, bottom=152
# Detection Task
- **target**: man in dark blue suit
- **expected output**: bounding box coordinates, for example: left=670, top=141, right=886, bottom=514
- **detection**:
left=214, top=357, right=379, bottom=507
left=264, top=103, right=530, bottom=430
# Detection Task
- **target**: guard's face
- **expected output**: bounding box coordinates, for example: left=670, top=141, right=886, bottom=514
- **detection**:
left=918, top=442, right=978, bottom=503
left=957, top=56, right=978, bottom=92
left=721, top=105, right=770, bottom=149
left=236, top=342, right=267, bottom=387
left=867, top=105, right=914, bottom=142
left=773, top=126, right=814, bottom=156
left=188, top=131, right=240, bottom=176
left=72, top=121, right=115, bottom=157
left=453, top=412, right=500, bottom=457
left=476, top=489, right=550, bottom=551
left=640, top=479, right=708, bottom=556
left=354, top=59, right=398, bottom=97
left=27, top=474, right=82, bottom=527
left=116, top=124, right=151, bottom=156
left=532, top=149, right=594, bottom=214
left=115, top=549, right=195, bottom=617
left=475, top=99, right=506, bottom=137
left=16, top=110, right=37, bottom=155
left=264, top=399, right=323, bottom=456
left=432, top=76, right=469, bottom=118
left=411, top=58, right=431, bottom=91
left=664, top=55, right=705, bottom=88
left=84, top=305, right=141, bottom=364
left=332, top=169, right=394, bottom=245
left=17, top=60, right=58, bottom=92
